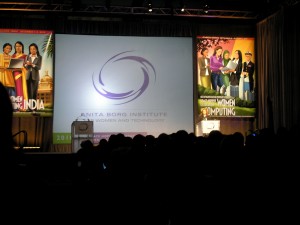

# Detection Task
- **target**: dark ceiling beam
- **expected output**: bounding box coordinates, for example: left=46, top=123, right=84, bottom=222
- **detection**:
left=0, top=2, right=260, bottom=19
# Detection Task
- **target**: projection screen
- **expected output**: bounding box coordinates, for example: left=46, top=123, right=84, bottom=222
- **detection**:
left=53, top=34, right=194, bottom=144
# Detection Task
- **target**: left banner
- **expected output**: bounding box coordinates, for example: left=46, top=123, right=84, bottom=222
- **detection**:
left=0, top=29, right=54, bottom=116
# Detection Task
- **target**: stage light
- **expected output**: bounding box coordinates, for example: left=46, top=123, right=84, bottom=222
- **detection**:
left=203, top=4, right=209, bottom=14
left=180, top=1, right=185, bottom=12
left=148, top=3, right=152, bottom=12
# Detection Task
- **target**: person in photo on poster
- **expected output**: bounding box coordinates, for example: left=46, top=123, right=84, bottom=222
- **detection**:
left=229, top=50, right=243, bottom=97
left=0, top=43, right=15, bottom=96
left=198, top=47, right=212, bottom=89
left=210, top=46, right=224, bottom=92
left=221, top=50, right=231, bottom=94
left=242, top=51, right=255, bottom=92
left=24, top=43, right=42, bottom=102
left=12, top=41, right=28, bottom=110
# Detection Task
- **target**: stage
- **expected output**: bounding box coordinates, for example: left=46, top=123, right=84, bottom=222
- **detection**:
left=13, top=113, right=256, bottom=153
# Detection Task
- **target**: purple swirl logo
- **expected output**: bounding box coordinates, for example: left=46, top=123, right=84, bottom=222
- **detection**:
left=93, top=51, right=156, bottom=105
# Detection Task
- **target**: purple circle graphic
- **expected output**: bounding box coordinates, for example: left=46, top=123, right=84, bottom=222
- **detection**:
left=93, top=51, right=156, bottom=105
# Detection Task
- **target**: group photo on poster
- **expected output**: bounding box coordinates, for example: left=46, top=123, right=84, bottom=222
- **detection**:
left=0, top=29, right=53, bottom=115
left=197, top=36, right=256, bottom=118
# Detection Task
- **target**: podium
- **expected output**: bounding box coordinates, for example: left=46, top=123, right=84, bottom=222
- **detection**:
left=71, top=120, right=94, bottom=153
left=201, top=120, right=220, bottom=135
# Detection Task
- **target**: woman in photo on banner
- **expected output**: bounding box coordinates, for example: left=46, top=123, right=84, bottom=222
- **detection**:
left=12, top=41, right=28, bottom=110
left=0, top=43, right=15, bottom=96
left=221, top=50, right=231, bottom=92
left=229, top=50, right=243, bottom=97
left=210, top=46, right=224, bottom=92
left=198, top=47, right=212, bottom=89
left=24, top=43, right=42, bottom=102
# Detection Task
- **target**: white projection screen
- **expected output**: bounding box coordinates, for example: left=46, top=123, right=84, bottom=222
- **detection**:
left=53, top=34, right=194, bottom=144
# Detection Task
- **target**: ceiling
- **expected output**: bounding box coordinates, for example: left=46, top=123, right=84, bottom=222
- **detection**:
left=0, top=0, right=299, bottom=21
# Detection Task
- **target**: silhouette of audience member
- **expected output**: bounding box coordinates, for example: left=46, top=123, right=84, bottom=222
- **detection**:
left=0, top=81, right=14, bottom=162
left=76, top=139, right=94, bottom=184
left=0, top=81, right=19, bottom=190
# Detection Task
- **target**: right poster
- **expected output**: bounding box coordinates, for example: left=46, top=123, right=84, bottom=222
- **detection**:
left=197, top=36, right=255, bottom=118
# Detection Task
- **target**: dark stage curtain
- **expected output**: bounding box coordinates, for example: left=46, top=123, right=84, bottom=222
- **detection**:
left=283, top=4, right=300, bottom=130
left=256, top=4, right=300, bottom=132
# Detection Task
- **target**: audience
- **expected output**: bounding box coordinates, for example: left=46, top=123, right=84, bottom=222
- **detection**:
left=1, top=92, right=297, bottom=223
left=0, top=81, right=23, bottom=190
left=0, top=81, right=14, bottom=160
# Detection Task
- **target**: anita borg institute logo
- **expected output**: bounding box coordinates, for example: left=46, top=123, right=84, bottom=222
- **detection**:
left=92, top=51, right=156, bottom=105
